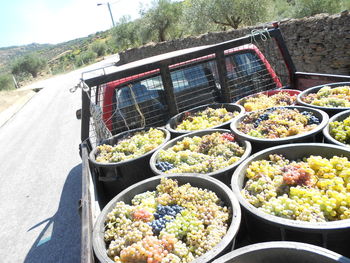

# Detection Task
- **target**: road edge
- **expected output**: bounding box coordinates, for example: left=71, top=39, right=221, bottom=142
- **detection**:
left=0, top=90, right=36, bottom=128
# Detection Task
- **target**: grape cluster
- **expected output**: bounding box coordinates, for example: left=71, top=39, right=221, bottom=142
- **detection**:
left=105, top=214, right=154, bottom=258
left=161, top=209, right=204, bottom=239
left=155, top=205, right=184, bottom=219
left=282, top=163, right=314, bottom=186
left=238, top=108, right=320, bottom=139
left=242, top=154, right=350, bottom=222
left=148, top=205, right=184, bottom=234
left=104, top=178, right=231, bottom=262
left=131, top=191, right=157, bottom=208
left=175, top=107, right=239, bottom=131
left=155, top=162, right=175, bottom=172
left=156, top=132, right=245, bottom=174
left=95, top=128, right=166, bottom=163
left=118, top=235, right=176, bottom=263
left=329, top=116, right=350, bottom=145
left=239, top=91, right=297, bottom=112
left=301, top=111, right=320, bottom=125
left=222, top=132, right=235, bottom=141
left=302, top=85, right=350, bottom=107
left=253, top=113, right=269, bottom=128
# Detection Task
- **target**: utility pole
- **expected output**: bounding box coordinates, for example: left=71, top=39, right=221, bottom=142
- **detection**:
left=107, top=2, right=115, bottom=27
left=97, top=2, right=116, bottom=27
left=12, top=74, right=19, bottom=89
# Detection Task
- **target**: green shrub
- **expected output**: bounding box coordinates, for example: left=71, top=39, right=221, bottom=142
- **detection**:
left=0, top=74, right=15, bottom=91
left=112, top=16, right=142, bottom=51
left=341, top=0, right=350, bottom=9
left=293, top=0, right=342, bottom=18
left=91, top=41, right=107, bottom=57
left=75, top=50, right=97, bottom=67
left=51, top=64, right=66, bottom=75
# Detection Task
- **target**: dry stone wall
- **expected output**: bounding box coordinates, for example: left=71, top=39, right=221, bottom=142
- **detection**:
left=117, top=12, right=350, bottom=77
left=279, top=12, right=350, bottom=75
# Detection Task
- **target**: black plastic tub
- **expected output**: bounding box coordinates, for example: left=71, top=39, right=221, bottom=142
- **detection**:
left=89, top=127, right=171, bottom=201
left=93, top=175, right=242, bottom=263
left=323, top=109, right=350, bottom=147
left=150, top=129, right=251, bottom=186
left=166, top=103, right=244, bottom=138
left=231, top=143, right=350, bottom=257
left=212, top=241, right=350, bottom=263
left=297, top=82, right=350, bottom=116
left=230, top=106, right=329, bottom=152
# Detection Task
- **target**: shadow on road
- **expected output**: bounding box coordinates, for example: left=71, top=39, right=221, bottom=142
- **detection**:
left=24, top=164, right=82, bottom=263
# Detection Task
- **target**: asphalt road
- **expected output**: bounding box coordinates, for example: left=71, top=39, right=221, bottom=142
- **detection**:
left=0, top=55, right=119, bottom=263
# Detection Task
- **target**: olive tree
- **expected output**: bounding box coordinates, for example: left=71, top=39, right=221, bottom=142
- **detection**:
left=112, top=16, right=142, bottom=51
left=140, top=0, right=183, bottom=42
left=11, top=54, right=46, bottom=78
left=182, top=0, right=269, bottom=31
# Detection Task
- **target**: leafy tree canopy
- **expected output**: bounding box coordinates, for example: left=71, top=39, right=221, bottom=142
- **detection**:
left=293, top=0, right=343, bottom=18
left=141, top=0, right=183, bottom=42
left=11, top=54, right=46, bottom=78
left=183, top=0, right=269, bottom=31
left=112, top=15, right=142, bottom=51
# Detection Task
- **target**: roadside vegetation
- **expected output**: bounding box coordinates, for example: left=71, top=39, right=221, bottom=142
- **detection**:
left=0, top=74, right=15, bottom=91
left=0, top=0, right=348, bottom=90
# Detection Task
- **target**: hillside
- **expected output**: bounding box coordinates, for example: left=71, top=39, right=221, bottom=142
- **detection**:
left=0, top=30, right=112, bottom=76
left=0, top=43, right=51, bottom=74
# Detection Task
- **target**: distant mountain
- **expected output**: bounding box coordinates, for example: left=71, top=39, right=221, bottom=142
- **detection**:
left=0, top=43, right=50, bottom=73
left=0, top=30, right=111, bottom=75
left=0, top=42, right=52, bottom=53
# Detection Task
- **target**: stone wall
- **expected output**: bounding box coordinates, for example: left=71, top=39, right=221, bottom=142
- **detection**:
left=279, top=11, right=350, bottom=75
left=117, top=12, right=350, bottom=77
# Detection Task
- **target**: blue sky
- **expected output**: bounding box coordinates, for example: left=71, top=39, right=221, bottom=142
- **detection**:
left=0, top=0, right=153, bottom=48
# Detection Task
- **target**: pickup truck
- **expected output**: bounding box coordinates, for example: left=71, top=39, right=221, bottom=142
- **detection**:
left=78, top=23, right=350, bottom=262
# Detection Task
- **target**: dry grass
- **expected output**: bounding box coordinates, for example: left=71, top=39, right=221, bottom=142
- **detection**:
left=0, top=89, right=36, bottom=113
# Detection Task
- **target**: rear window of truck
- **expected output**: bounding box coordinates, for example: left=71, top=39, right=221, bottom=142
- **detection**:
left=106, top=45, right=280, bottom=135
